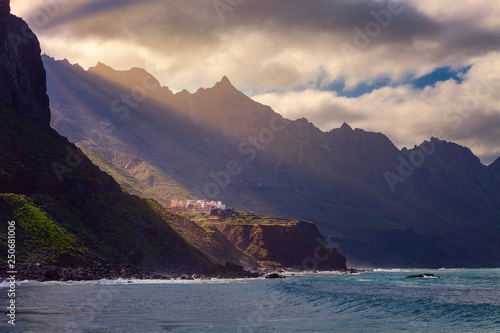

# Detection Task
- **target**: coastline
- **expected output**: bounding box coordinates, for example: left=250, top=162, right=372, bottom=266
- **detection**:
left=0, top=262, right=364, bottom=282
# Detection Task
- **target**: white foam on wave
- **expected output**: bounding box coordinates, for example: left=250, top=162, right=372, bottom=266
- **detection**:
left=371, top=268, right=434, bottom=273
left=0, top=279, right=25, bottom=288
left=284, top=270, right=344, bottom=277
left=12, top=277, right=268, bottom=287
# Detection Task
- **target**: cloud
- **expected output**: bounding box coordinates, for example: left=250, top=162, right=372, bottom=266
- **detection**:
left=254, top=52, right=500, bottom=164
left=14, top=0, right=500, bottom=91
left=10, top=0, right=500, bottom=161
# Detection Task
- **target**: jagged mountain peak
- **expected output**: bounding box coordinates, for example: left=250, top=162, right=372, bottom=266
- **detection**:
left=340, top=122, right=353, bottom=131
left=213, top=75, right=237, bottom=91
left=424, top=138, right=482, bottom=165
left=89, top=61, right=155, bottom=79
left=87, top=61, right=162, bottom=93
left=218, top=75, right=232, bottom=85
left=89, top=61, right=117, bottom=75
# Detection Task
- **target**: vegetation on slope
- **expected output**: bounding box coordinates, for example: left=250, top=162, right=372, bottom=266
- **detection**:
left=146, top=201, right=256, bottom=266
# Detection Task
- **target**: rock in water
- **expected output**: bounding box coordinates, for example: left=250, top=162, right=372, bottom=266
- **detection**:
left=265, top=273, right=286, bottom=279
left=406, top=273, right=442, bottom=278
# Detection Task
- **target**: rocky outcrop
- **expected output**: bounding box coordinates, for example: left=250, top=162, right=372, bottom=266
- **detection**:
left=406, top=273, right=441, bottom=279
left=0, top=0, right=50, bottom=125
left=212, top=221, right=347, bottom=270
left=265, top=273, right=286, bottom=279
left=0, top=260, right=261, bottom=282
left=0, top=2, right=120, bottom=195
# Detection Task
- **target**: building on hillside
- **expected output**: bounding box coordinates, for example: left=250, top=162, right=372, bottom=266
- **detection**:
left=170, top=199, right=226, bottom=215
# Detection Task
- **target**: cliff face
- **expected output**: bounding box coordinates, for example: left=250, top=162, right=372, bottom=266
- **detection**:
left=0, top=2, right=119, bottom=195
left=212, top=221, right=347, bottom=270
left=0, top=4, right=211, bottom=269
left=0, top=0, right=50, bottom=125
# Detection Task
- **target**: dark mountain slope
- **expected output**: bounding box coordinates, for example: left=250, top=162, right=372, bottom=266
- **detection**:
left=491, top=156, right=500, bottom=173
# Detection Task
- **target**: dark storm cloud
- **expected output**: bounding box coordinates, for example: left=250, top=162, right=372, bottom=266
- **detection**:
left=27, top=0, right=498, bottom=56
left=445, top=114, right=500, bottom=164
left=18, top=0, right=500, bottom=162
left=23, top=0, right=500, bottom=89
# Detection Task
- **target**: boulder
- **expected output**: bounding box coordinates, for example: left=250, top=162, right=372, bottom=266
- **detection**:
left=265, top=273, right=286, bottom=279
left=406, top=273, right=441, bottom=278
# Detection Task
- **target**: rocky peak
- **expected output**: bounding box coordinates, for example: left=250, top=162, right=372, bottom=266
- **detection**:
left=88, top=62, right=162, bottom=93
left=89, top=62, right=115, bottom=76
left=340, top=122, right=353, bottom=131
left=213, top=76, right=237, bottom=91
left=218, top=75, right=232, bottom=85
left=414, top=138, right=482, bottom=167
left=0, top=4, right=51, bottom=125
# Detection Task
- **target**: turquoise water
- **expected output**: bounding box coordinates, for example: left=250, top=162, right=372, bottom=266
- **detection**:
left=1, top=269, right=499, bottom=332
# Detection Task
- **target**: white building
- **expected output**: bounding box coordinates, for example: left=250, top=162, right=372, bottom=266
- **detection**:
left=171, top=199, right=226, bottom=215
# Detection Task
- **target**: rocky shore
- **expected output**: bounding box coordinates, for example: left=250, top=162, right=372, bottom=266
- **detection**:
left=0, top=261, right=368, bottom=282
left=0, top=261, right=262, bottom=282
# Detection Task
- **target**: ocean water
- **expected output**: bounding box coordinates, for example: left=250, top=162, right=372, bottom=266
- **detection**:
left=1, top=269, right=499, bottom=332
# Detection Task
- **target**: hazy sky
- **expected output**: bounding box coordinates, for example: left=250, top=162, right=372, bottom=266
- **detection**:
left=12, top=0, right=500, bottom=164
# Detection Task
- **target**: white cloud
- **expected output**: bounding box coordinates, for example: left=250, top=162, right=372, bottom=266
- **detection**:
left=254, top=52, right=500, bottom=164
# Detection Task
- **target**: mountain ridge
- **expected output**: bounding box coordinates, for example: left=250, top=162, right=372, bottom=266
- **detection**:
left=0, top=6, right=346, bottom=275
left=44, top=55, right=500, bottom=268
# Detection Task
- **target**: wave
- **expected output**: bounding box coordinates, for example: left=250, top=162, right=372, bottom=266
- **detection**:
left=0, top=277, right=269, bottom=287
left=371, top=268, right=416, bottom=273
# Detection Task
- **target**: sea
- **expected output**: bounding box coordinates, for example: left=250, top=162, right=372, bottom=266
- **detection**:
left=1, top=268, right=499, bottom=332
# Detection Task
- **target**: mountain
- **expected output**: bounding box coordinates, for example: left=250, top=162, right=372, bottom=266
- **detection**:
left=0, top=4, right=346, bottom=273
left=43, top=57, right=500, bottom=268
left=0, top=1, right=210, bottom=269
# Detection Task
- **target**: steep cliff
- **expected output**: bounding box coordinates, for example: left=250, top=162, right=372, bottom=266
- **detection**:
left=0, top=4, right=211, bottom=269
left=0, top=0, right=50, bottom=125
left=208, top=221, right=347, bottom=270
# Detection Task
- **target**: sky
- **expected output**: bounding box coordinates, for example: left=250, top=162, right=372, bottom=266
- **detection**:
left=11, top=0, right=500, bottom=164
